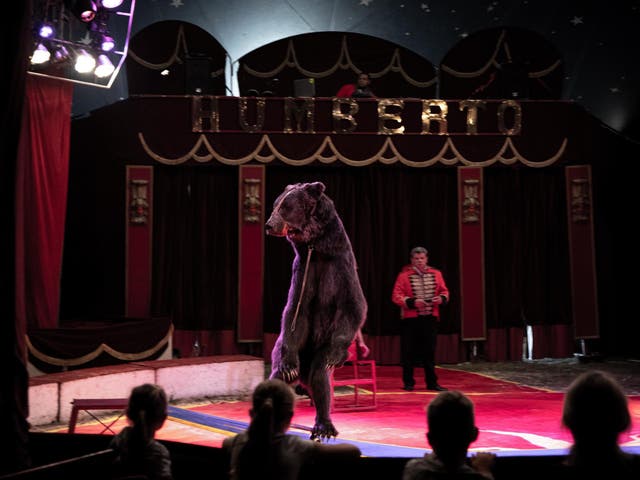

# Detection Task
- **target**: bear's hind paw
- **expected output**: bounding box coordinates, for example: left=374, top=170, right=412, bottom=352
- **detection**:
left=310, top=421, right=338, bottom=441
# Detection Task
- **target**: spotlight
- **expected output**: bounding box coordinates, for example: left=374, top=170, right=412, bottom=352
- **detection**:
left=53, top=45, right=70, bottom=63
left=100, top=0, right=124, bottom=8
left=29, top=0, right=136, bottom=88
left=74, top=48, right=96, bottom=73
left=31, top=43, right=51, bottom=65
left=38, top=23, right=55, bottom=38
left=94, top=54, right=115, bottom=78
left=99, top=34, right=115, bottom=52
left=64, top=0, right=98, bottom=23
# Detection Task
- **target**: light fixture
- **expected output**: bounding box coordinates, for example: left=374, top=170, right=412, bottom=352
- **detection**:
left=74, top=48, right=96, bottom=73
left=38, top=23, right=55, bottom=38
left=101, top=0, right=124, bottom=8
left=29, top=0, right=136, bottom=88
left=94, top=54, right=115, bottom=77
left=64, top=0, right=98, bottom=23
left=53, top=45, right=71, bottom=64
left=99, top=34, right=115, bottom=52
left=31, top=43, right=51, bottom=65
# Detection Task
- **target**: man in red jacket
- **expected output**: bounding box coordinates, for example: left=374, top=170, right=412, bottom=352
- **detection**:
left=392, top=246, right=449, bottom=392
left=336, top=72, right=375, bottom=98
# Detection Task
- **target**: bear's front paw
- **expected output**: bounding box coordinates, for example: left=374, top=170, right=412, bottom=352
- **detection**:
left=310, top=420, right=338, bottom=441
left=270, top=366, right=299, bottom=383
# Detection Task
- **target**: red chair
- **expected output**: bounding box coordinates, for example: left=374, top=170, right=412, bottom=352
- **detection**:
left=329, top=341, right=377, bottom=412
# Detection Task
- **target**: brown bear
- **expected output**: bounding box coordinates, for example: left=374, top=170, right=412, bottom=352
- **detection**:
left=265, top=181, right=367, bottom=440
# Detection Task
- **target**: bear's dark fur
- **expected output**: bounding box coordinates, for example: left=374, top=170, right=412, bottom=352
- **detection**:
left=266, top=182, right=367, bottom=440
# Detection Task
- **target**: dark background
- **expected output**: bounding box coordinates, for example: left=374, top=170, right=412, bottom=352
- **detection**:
left=72, top=0, right=640, bottom=142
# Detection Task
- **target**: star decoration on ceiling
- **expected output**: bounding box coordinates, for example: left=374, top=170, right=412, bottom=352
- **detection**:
left=570, top=16, right=583, bottom=26
left=78, top=32, right=92, bottom=45
left=170, top=0, right=184, bottom=8
left=360, top=0, right=373, bottom=6
left=421, top=3, right=430, bottom=12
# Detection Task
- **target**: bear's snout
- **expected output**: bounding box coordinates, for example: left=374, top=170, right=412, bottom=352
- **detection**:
left=265, top=218, right=286, bottom=237
left=265, top=223, right=277, bottom=235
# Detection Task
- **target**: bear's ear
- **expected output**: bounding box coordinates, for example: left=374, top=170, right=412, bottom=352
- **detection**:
left=305, top=182, right=326, bottom=198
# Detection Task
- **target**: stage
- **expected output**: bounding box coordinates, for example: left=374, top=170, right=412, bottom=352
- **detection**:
left=32, top=358, right=640, bottom=458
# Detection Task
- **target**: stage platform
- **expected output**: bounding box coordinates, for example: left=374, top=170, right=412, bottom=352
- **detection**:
left=34, top=362, right=640, bottom=458
left=28, top=355, right=264, bottom=426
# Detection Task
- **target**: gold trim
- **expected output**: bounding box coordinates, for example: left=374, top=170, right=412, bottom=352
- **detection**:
left=139, top=133, right=567, bottom=168
left=243, top=35, right=437, bottom=88
left=441, top=30, right=560, bottom=79
left=26, top=324, right=173, bottom=367
left=128, top=24, right=225, bottom=77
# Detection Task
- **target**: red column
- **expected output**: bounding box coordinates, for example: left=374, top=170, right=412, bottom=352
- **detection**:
left=238, top=165, right=265, bottom=342
left=458, top=167, right=486, bottom=340
left=565, top=165, right=599, bottom=339
left=125, top=166, right=153, bottom=318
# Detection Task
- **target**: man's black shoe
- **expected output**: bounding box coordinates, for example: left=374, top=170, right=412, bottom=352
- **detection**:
left=427, top=384, right=447, bottom=391
left=402, top=385, right=414, bottom=391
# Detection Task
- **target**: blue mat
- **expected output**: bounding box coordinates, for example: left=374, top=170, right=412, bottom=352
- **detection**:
left=167, top=406, right=640, bottom=458
left=168, top=405, right=425, bottom=457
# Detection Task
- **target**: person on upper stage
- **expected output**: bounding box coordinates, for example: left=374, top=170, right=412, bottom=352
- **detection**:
left=336, top=72, right=375, bottom=98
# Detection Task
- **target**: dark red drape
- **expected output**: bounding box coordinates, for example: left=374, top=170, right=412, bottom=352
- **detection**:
left=1, top=0, right=33, bottom=472
left=16, top=75, right=73, bottom=330
left=150, top=165, right=239, bottom=332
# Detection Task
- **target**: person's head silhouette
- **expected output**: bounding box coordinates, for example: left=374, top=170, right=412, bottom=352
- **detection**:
left=562, top=370, right=631, bottom=448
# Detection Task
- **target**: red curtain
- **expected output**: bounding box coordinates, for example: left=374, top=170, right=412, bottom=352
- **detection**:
left=15, top=75, right=73, bottom=330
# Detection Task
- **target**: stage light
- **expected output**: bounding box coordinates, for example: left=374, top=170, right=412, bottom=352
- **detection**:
left=101, top=0, right=124, bottom=8
left=74, top=48, right=96, bottom=73
left=94, top=54, right=115, bottom=77
left=30, top=0, right=136, bottom=88
left=65, top=0, right=98, bottom=22
left=31, top=43, right=51, bottom=65
left=99, top=34, right=115, bottom=52
left=53, top=45, right=71, bottom=64
left=38, top=23, right=55, bottom=38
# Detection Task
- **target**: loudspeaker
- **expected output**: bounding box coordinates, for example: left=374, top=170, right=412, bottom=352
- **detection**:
left=185, top=55, right=213, bottom=94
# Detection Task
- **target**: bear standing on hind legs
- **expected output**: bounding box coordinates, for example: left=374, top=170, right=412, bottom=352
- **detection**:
left=265, top=182, right=368, bottom=441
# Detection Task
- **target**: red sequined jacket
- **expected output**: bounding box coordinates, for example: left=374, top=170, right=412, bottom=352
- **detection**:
left=392, top=265, right=449, bottom=319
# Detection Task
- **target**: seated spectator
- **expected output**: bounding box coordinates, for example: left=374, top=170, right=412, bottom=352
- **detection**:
left=403, top=390, right=495, bottom=480
left=109, top=383, right=172, bottom=480
left=223, top=378, right=361, bottom=480
left=336, top=72, right=375, bottom=98
left=560, top=370, right=640, bottom=479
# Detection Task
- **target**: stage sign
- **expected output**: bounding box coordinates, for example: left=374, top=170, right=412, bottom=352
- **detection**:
left=125, top=166, right=153, bottom=318
left=458, top=166, right=486, bottom=340
left=565, top=165, right=599, bottom=339
left=237, top=165, right=265, bottom=342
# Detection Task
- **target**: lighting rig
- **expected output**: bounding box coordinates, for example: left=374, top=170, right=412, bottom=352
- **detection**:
left=29, top=0, right=135, bottom=88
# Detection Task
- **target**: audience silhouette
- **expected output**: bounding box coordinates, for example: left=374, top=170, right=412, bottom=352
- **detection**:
left=560, top=370, right=639, bottom=479
left=109, top=383, right=173, bottom=480
left=403, top=390, right=495, bottom=480
left=222, top=378, right=361, bottom=480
